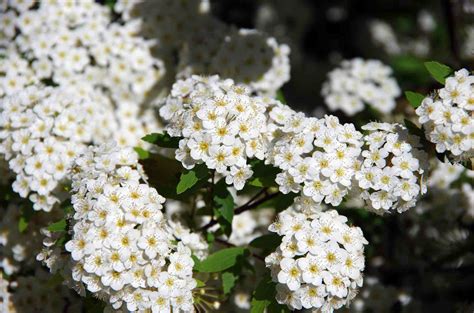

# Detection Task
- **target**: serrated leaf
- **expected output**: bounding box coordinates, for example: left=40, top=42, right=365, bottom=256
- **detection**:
left=176, top=165, right=209, bottom=194
left=222, top=271, right=237, bottom=294
left=424, top=61, right=453, bottom=84
left=249, top=233, right=281, bottom=250
left=141, top=132, right=180, bottom=148
left=18, top=217, right=28, bottom=233
left=47, top=219, right=67, bottom=232
left=194, top=247, right=246, bottom=273
left=405, top=91, right=425, bottom=109
left=134, top=147, right=150, bottom=160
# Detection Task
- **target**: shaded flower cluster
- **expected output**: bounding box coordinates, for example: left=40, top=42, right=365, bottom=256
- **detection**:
left=322, top=58, right=400, bottom=115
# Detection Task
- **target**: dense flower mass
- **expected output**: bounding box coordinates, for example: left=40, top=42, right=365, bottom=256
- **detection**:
left=0, top=0, right=164, bottom=105
left=267, top=112, right=363, bottom=207
left=416, top=69, right=474, bottom=161
left=161, top=75, right=279, bottom=190
left=322, top=58, right=401, bottom=115
left=65, top=144, right=196, bottom=312
left=266, top=207, right=368, bottom=311
left=0, top=86, right=115, bottom=211
left=355, top=122, right=428, bottom=213
left=114, top=0, right=290, bottom=95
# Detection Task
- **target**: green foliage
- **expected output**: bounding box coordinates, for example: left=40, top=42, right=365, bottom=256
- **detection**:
left=141, top=132, right=180, bottom=148
left=194, top=247, right=247, bottom=273
left=212, top=179, right=235, bottom=236
left=18, top=216, right=28, bottom=233
left=17, top=205, right=34, bottom=233
left=176, top=164, right=209, bottom=194
left=47, top=219, right=67, bottom=232
left=276, top=90, right=286, bottom=104
left=222, top=271, right=237, bottom=294
left=405, top=91, right=425, bottom=109
left=424, top=61, right=453, bottom=84
left=133, top=147, right=150, bottom=160
left=251, top=274, right=288, bottom=313
left=248, top=160, right=279, bottom=188
left=249, top=233, right=281, bottom=253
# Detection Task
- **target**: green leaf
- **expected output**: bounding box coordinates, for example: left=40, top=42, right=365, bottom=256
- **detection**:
left=248, top=160, right=279, bottom=188
left=222, top=271, right=237, bottom=294
left=176, top=165, right=209, bottom=194
left=47, top=219, right=67, bottom=232
left=276, top=90, right=286, bottom=104
left=424, top=61, right=453, bottom=84
left=134, top=147, right=150, bottom=160
left=141, top=132, right=180, bottom=148
left=405, top=91, right=425, bottom=109
left=195, top=278, right=206, bottom=288
left=194, top=247, right=247, bottom=273
left=18, top=217, right=28, bottom=233
left=213, top=179, right=234, bottom=224
left=249, top=233, right=281, bottom=251
left=251, top=274, right=275, bottom=313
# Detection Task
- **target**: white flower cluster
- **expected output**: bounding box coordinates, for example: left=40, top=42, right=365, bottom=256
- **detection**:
left=0, top=268, right=82, bottom=313
left=268, top=113, right=363, bottom=206
left=114, top=104, right=161, bottom=149
left=228, top=207, right=274, bottom=246
left=66, top=144, right=196, bottom=312
left=0, top=0, right=164, bottom=105
left=161, top=75, right=276, bottom=190
left=115, top=0, right=290, bottom=95
left=355, top=122, right=428, bottom=213
left=416, top=69, right=474, bottom=161
left=428, top=161, right=466, bottom=189
left=266, top=207, right=368, bottom=311
left=0, top=86, right=115, bottom=211
left=322, top=58, right=401, bottom=116
left=369, top=15, right=434, bottom=58
left=183, top=28, right=291, bottom=96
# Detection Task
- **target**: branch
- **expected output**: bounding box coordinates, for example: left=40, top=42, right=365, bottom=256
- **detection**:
left=200, top=191, right=279, bottom=231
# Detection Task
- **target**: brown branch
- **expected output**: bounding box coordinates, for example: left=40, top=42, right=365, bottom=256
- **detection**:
left=200, top=191, right=279, bottom=231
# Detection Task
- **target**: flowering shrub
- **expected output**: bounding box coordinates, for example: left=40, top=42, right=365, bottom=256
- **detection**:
left=0, top=2, right=473, bottom=313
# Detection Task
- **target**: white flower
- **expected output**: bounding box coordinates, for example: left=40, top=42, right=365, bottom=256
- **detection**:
left=356, top=123, right=428, bottom=213
left=60, top=144, right=199, bottom=312
left=416, top=69, right=474, bottom=161
left=267, top=207, right=368, bottom=311
left=322, top=58, right=400, bottom=115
